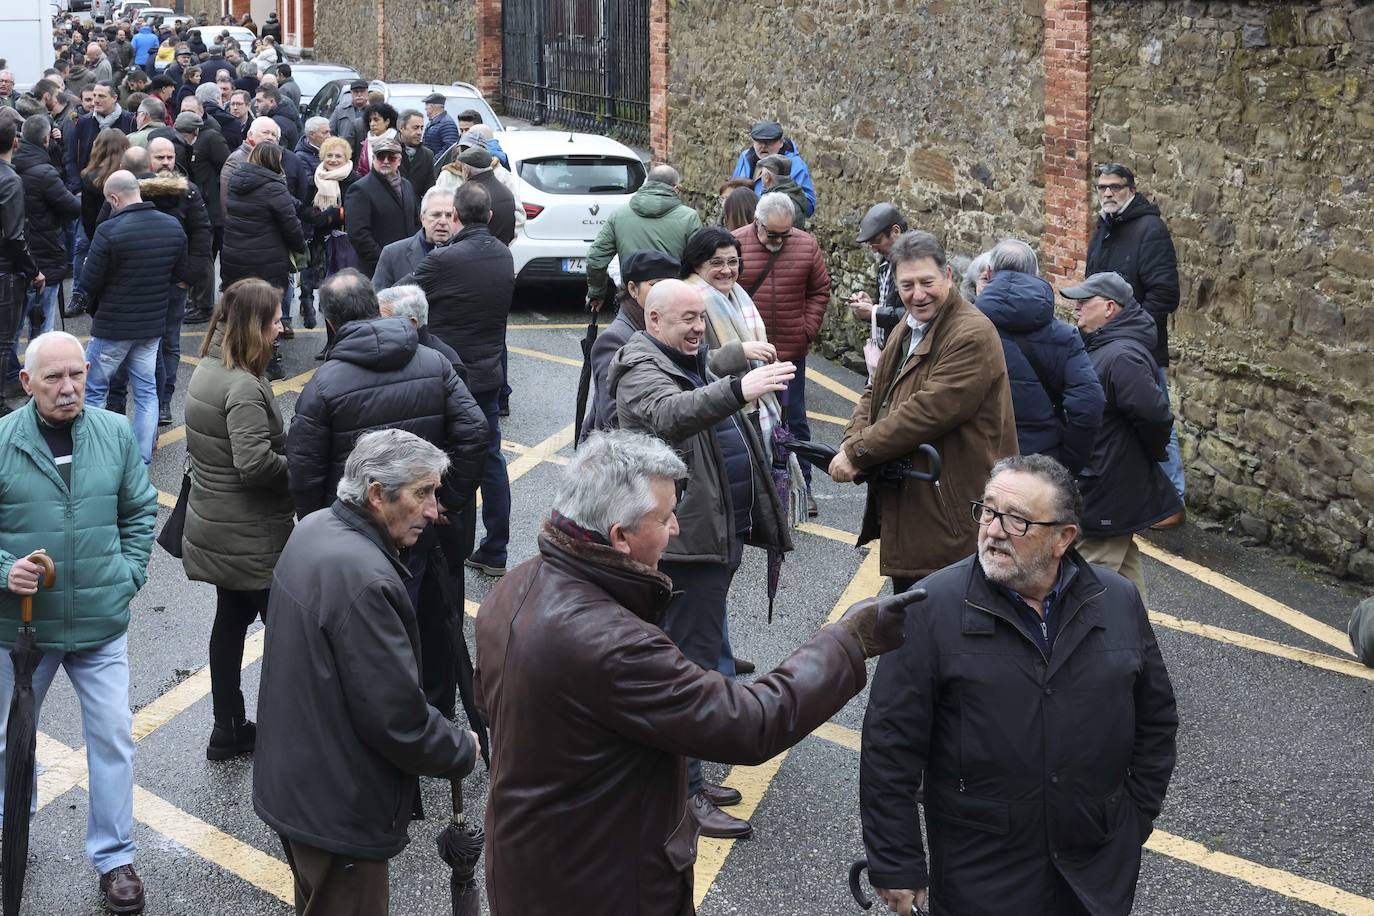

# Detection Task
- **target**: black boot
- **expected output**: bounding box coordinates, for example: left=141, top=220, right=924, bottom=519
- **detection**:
left=300, top=297, right=317, bottom=330
left=183, top=306, right=213, bottom=325
left=267, top=346, right=285, bottom=381
left=206, top=718, right=257, bottom=760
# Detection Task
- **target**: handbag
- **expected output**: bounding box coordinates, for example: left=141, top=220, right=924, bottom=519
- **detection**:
left=863, top=301, right=883, bottom=377
left=323, top=230, right=359, bottom=277
left=156, top=464, right=191, bottom=559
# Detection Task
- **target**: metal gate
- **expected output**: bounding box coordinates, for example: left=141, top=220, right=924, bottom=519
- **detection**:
left=501, top=0, right=650, bottom=147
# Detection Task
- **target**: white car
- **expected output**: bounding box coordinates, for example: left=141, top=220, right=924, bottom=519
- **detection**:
left=496, top=130, right=648, bottom=286
left=187, top=25, right=256, bottom=57
left=137, top=7, right=194, bottom=28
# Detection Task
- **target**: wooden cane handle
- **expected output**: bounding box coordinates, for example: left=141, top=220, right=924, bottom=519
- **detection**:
left=20, top=552, right=57, bottom=625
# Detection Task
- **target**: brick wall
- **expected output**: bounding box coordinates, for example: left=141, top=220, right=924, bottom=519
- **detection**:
left=1041, top=0, right=1092, bottom=287
left=475, top=0, right=501, bottom=100
left=648, top=0, right=668, bottom=161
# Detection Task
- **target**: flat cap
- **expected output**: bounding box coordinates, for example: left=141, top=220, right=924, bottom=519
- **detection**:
left=457, top=144, right=493, bottom=168
left=457, top=129, right=487, bottom=150
left=349, top=78, right=370, bottom=91
left=754, top=153, right=792, bottom=179
left=1059, top=271, right=1137, bottom=307
left=750, top=120, right=783, bottom=141
left=370, top=135, right=401, bottom=155
left=856, top=202, right=905, bottom=243
left=173, top=111, right=203, bottom=131
left=422, top=91, right=445, bottom=105
left=621, top=250, right=681, bottom=284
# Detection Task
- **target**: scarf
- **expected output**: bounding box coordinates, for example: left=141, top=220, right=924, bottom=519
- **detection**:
left=94, top=105, right=124, bottom=130
left=549, top=510, right=611, bottom=546
left=684, top=274, right=806, bottom=527
left=312, top=160, right=352, bottom=210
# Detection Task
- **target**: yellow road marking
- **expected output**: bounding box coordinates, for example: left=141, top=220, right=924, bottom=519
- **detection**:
left=507, top=344, right=582, bottom=368
left=504, top=424, right=575, bottom=482
left=180, top=354, right=200, bottom=366
left=798, top=521, right=862, bottom=546
left=271, top=367, right=317, bottom=396
left=827, top=548, right=887, bottom=625
left=1149, top=611, right=1373, bottom=682
left=132, top=630, right=267, bottom=741
left=503, top=438, right=569, bottom=465
left=1137, top=540, right=1354, bottom=656
left=811, top=723, right=1374, bottom=915
left=156, top=425, right=186, bottom=448
left=806, top=364, right=862, bottom=403
left=807, top=409, right=851, bottom=426
left=157, top=489, right=178, bottom=509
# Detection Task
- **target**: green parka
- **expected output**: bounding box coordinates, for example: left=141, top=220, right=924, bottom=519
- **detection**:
left=182, top=335, right=294, bottom=591
left=0, top=401, right=158, bottom=651
left=585, top=181, right=703, bottom=300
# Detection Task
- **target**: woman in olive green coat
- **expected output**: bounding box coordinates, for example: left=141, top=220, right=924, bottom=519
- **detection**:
left=182, top=278, right=294, bottom=760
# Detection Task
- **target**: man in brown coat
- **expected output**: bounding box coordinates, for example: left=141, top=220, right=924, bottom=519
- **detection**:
left=733, top=192, right=831, bottom=509
left=475, top=429, right=926, bottom=915
left=831, top=230, right=1018, bottom=592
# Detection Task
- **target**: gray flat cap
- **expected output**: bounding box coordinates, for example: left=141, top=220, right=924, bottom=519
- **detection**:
left=1059, top=271, right=1137, bottom=307
left=856, top=203, right=905, bottom=243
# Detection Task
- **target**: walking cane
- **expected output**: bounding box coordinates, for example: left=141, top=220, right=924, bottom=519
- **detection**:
left=58, top=284, right=66, bottom=332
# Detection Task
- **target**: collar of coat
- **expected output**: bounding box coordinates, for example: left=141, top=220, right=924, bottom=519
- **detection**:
left=538, top=522, right=674, bottom=626
left=329, top=499, right=411, bottom=577
left=7, top=400, right=95, bottom=491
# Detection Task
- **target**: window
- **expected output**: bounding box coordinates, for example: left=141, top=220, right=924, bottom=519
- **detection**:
left=518, top=156, right=646, bottom=195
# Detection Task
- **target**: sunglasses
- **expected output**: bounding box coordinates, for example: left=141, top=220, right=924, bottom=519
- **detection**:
left=374, top=151, right=401, bottom=161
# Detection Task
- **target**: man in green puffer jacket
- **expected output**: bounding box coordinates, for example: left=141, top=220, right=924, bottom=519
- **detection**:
left=585, top=164, right=703, bottom=310
left=0, top=331, right=158, bottom=914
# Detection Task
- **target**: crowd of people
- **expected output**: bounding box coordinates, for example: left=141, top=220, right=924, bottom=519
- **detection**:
left=1, top=13, right=1191, bottom=909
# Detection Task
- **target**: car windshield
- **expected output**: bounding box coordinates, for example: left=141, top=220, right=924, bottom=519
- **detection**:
left=294, top=69, right=357, bottom=99
left=386, top=95, right=500, bottom=130
left=518, top=156, right=646, bottom=195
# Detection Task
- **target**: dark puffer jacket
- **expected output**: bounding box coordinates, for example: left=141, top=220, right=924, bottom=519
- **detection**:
left=975, top=271, right=1105, bottom=474
left=220, top=162, right=306, bottom=291
left=412, top=224, right=515, bottom=395
left=79, top=201, right=186, bottom=341
left=732, top=223, right=832, bottom=362
left=12, top=142, right=81, bottom=281
left=1086, top=194, right=1180, bottom=367
left=1078, top=304, right=1183, bottom=537
left=97, top=173, right=214, bottom=286
left=286, top=317, right=489, bottom=519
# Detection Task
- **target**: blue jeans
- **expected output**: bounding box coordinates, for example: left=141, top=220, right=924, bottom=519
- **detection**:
left=0, top=633, right=136, bottom=875
left=5, top=286, right=58, bottom=383
left=85, top=337, right=160, bottom=464
left=1155, top=366, right=1185, bottom=498
left=106, top=286, right=187, bottom=410
left=280, top=273, right=294, bottom=324
left=784, top=355, right=812, bottom=487
left=72, top=223, right=90, bottom=287
left=472, top=387, right=511, bottom=563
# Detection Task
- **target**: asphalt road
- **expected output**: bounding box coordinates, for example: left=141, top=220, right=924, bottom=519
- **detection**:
left=7, top=287, right=1372, bottom=915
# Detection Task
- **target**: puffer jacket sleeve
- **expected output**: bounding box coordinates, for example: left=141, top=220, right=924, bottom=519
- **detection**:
left=116, top=422, right=159, bottom=590
left=269, top=180, right=307, bottom=254
left=1055, top=329, right=1106, bottom=475
left=439, top=362, right=488, bottom=509
left=225, top=377, right=288, bottom=490
left=180, top=188, right=213, bottom=283
left=802, top=241, right=832, bottom=342
left=1105, top=346, right=1173, bottom=461
left=287, top=375, right=334, bottom=518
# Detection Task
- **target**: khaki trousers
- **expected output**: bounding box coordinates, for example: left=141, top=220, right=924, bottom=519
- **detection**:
left=1078, top=534, right=1148, bottom=604
left=280, top=836, right=390, bottom=916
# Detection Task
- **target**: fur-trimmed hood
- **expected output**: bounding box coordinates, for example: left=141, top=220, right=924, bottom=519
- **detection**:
left=139, top=172, right=189, bottom=200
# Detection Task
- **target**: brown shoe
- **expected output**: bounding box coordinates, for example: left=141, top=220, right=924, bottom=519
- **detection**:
left=691, top=791, right=752, bottom=839
left=1151, top=509, right=1186, bottom=530
left=100, top=864, right=145, bottom=913
left=702, top=781, right=742, bottom=807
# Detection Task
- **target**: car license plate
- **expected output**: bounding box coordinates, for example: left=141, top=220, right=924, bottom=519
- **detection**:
left=562, top=258, right=587, bottom=274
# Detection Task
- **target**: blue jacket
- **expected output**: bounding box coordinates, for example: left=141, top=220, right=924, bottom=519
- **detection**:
left=421, top=111, right=459, bottom=158
left=975, top=271, right=1105, bottom=474
left=486, top=136, right=510, bottom=171
left=131, top=27, right=159, bottom=67
left=730, top=138, right=815, bottom=216
left=80, top=201, right=187, bottom=341
left=0, top=401, right=158, bottom=651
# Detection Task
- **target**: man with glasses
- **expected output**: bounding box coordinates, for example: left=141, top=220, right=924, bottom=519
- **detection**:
left=860, top=453, right=1178, bottom=916
left=1061, top=271, right=1181, bottom=601
left=1086, top=162, right=1184, bottom=528
left=733, top=192, right=831, bottom=514
left=345, top=136, right=418, bottom=278
left=831, top=230, right=1016, bottom=594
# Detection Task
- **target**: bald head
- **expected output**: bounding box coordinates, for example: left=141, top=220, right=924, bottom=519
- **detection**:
left=104, top=170, right=142, bottom=209
left=149, top=137, right=176, bottom=174
left=644, top=279, right=706, bottom=355
left=246, top=116, right=279, bottom=147
left=119, top=147, right=150, bottom=173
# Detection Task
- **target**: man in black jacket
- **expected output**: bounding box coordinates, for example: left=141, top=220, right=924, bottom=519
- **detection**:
left=256, top=428, right=479, bottom=916
left=396, top=110, right=435, bottom=206
left=454, top=143, right=515, bottom=245
left=860, top=454, right=1178, bottom=916
left=346, top=136, right=418, bottom=278
left=1062, top=271, right=1181, bottom=601
left=372, top=186, right=452, bottom=291
left=412, top=182, right=513, bottom=576
left=0, top=113, right=44, bottom=415
left=1085, top=162, right=1185, bottom=524
left=846, top=202, right=907, bottom=355
left=63, top=81, right=135, bottom=194
left=174, top=104, right=229, bottom=324
left=76, top=169, right=186, bottom=464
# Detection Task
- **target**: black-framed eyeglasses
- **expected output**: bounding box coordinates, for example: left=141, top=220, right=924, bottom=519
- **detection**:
left=1095, top=182, right=1128, bottom=193
left=970, top=501, right=1068, bottom=537
left=761, top=227, right=792, bottom=240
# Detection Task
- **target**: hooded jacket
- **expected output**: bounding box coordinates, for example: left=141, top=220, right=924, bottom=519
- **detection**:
left=220, top=161, right=306, bottom=290
left=733, top=222, right=832, bottom=362
left=585, top=181, right=703, bottom=300
left=1077, top=304, right=1183, bottom=537
left=476, top=524, right=867, bottom=915
left=975, top=271, right=1105, bottom=474
left=765, top=176, right=809, bottom=230
left=96, top=172, right=213, bottom=285
left=12, top=142, right=81, bottom=280
left=131, top=26, right=159, bottom=66
left=730, top=137, right=816, bottom=215
left=1085, top=194, right=1180, bottom=367
left=286, top=317, right=488, bottom=518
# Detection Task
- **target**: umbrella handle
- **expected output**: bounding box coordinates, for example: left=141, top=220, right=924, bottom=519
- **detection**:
left=19, top=552, right=57, bottom=625
left=451, top=778, right=464, bottom=822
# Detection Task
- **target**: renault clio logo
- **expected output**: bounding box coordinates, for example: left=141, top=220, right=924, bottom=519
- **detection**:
left=588, top=203, right=601, bottom=216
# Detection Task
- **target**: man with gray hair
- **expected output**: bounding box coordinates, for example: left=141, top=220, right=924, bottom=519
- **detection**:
left=372, top=185, right=454, bottom=291
left=585, top=162, right=701, bottom=311
left=256, top=427, right=480, bottom=916
left=476, top=428, right=928, bottom=913
left=733, top=190, right=832, bottom=512
left=396, top=109, right=435, bottom=202
left=973, top=238, right=1105, bottom=474
left=125, top=96, right=165, bottom=148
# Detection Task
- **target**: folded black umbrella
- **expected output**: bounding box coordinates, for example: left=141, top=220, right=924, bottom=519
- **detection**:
left=785, top=440, right=942, bottom=485
left=436, top=779, right=484, bottom=916
left=850, top=858, right=928, bottom=914
left=573, top=310, right=600, bottom=446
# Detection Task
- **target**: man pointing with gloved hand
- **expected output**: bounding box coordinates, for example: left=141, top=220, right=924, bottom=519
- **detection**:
left=475, top=429, right=927, bottom=915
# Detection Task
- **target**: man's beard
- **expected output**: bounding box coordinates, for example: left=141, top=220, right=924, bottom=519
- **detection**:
left=978, top=536, right=1056, bottom=592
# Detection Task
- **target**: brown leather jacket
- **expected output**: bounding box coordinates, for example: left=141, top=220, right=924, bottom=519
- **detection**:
left=475, top=525, right=868, bottom=914
left=843, top=288, right=1018, bottom=579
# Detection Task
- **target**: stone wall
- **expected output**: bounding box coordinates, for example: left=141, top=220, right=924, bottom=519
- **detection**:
left=314, top=0, right=477, bottom=85
left=1093, top=0, right=1374, bottom=580
left=664, top=0, right=1048, bottom=369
